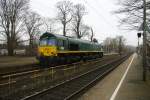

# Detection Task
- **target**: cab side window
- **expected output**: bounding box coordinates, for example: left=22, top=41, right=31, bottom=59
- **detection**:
left=69, top=42, right=79, bottom=51
left=58, top=40, right=66, bottom=50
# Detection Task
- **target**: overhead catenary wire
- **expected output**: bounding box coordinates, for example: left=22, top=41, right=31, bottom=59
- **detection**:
left=93, top=0, right=125, bottom=32
left=94, top=0, right=122, bottom=23
left=82, top=0, right=118, bottom=31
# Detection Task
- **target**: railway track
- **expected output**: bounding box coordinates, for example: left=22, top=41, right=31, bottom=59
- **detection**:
left=0, top=54, right=117, bottom=80
left=0, top=54, right=121, bottom=100
left=0, top=64, right=39, bottom=77
left=21, top=54, right=131, bottom=100
left=0, top=54, right=117, bottom=78
left=0, top=55, right=115, bottom=89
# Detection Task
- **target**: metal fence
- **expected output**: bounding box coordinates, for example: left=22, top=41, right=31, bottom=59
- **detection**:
left=0, top=41, right=38, bottom=56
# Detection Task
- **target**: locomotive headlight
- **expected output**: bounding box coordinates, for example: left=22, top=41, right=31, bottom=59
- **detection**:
left=37, top=47, right=43, bottom=56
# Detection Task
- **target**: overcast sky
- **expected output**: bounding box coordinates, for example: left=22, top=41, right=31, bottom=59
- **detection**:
left=30, top=0, right=139, bottom=46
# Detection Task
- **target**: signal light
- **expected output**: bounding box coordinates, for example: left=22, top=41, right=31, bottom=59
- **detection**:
left=137, top=33, right=141, bottom=38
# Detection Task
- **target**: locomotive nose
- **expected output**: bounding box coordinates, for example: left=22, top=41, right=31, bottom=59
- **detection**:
left=38, top=46, right=57, bottom=56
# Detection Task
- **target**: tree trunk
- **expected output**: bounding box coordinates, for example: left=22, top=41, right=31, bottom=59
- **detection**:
left=78, top=32, right=82, bottom=39
left=118, top=38, right=122, bottom=55
left=91, top=28, right=94, bottom=42
left=7, top=18, right=16, bottom=56
left=77, top=32, right=80, bottom=38
left=63, top=24, right=66, bottom=36
left=29, top=37, right=33, bottom=56
left=7, top=38, right=14, bottom=56
left=77, top=21, right=80, bottom=38
left=6, top=21, right=14, bottom=56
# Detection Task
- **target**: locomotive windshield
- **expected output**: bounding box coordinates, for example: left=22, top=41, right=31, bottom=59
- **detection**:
left=40, top=38, right=56, bottom=46
left=40, top=39, right=47, bottom=46
left=47, top=39, right=56, bottom=45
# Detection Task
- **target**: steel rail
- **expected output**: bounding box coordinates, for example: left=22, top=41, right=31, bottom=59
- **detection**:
left=0, top=55, right=115, bottom=87
left=21, top=54, right=131, bottom=100
left=0, top=53, right=116, bottom=79
left=0, top=53, right=115, bottom=78
left=0, top=55, right=110, bottom=79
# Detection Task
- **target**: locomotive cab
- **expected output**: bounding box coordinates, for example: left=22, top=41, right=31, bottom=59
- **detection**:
left=37, top=33, right=59, bottom=66
left=37, top=32, right=59, bottom=57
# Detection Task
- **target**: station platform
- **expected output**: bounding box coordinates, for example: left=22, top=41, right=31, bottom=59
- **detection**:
left=79, top=53, right=150, bottom=100
left=0, top=56, right=38, bottom=68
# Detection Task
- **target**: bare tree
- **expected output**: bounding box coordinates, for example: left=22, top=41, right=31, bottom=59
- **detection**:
left=24, top=11, right=42, bottom=55
left=90, top=27, right=94, bottom=42
left=56, top=0, right=73, bottom=36
left=116, top=36, right=126, bottom=55
left=72, top=4, right=86, bottom=38
left=0, top=0, right=29, bottom=56
left=42, top=18, right=56, bottom=33
left=103, top=37, right=113, bottom=53
left=115, top=0, right=150, bottom=30
left=89, top=27, right=98, bottom=43
left=103, top=36, right=126, bottom=53
left=79, top=24, right=90, bottom=39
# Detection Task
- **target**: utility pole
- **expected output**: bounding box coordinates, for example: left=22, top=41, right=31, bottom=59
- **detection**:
left=138, top=37, right=139, bottom=48
left=118, top=36, right=122, bottom=56
left=142, top=0, right=147, bottom=81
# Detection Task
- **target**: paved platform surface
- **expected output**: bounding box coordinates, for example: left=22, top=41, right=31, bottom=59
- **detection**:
left=79, top=53, right=150, bottom=100
left=0, top=56, right=38, bottom=68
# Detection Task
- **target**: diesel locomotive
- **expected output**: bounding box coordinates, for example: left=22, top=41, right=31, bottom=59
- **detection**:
left=36, top=32, right=103, bottom=66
